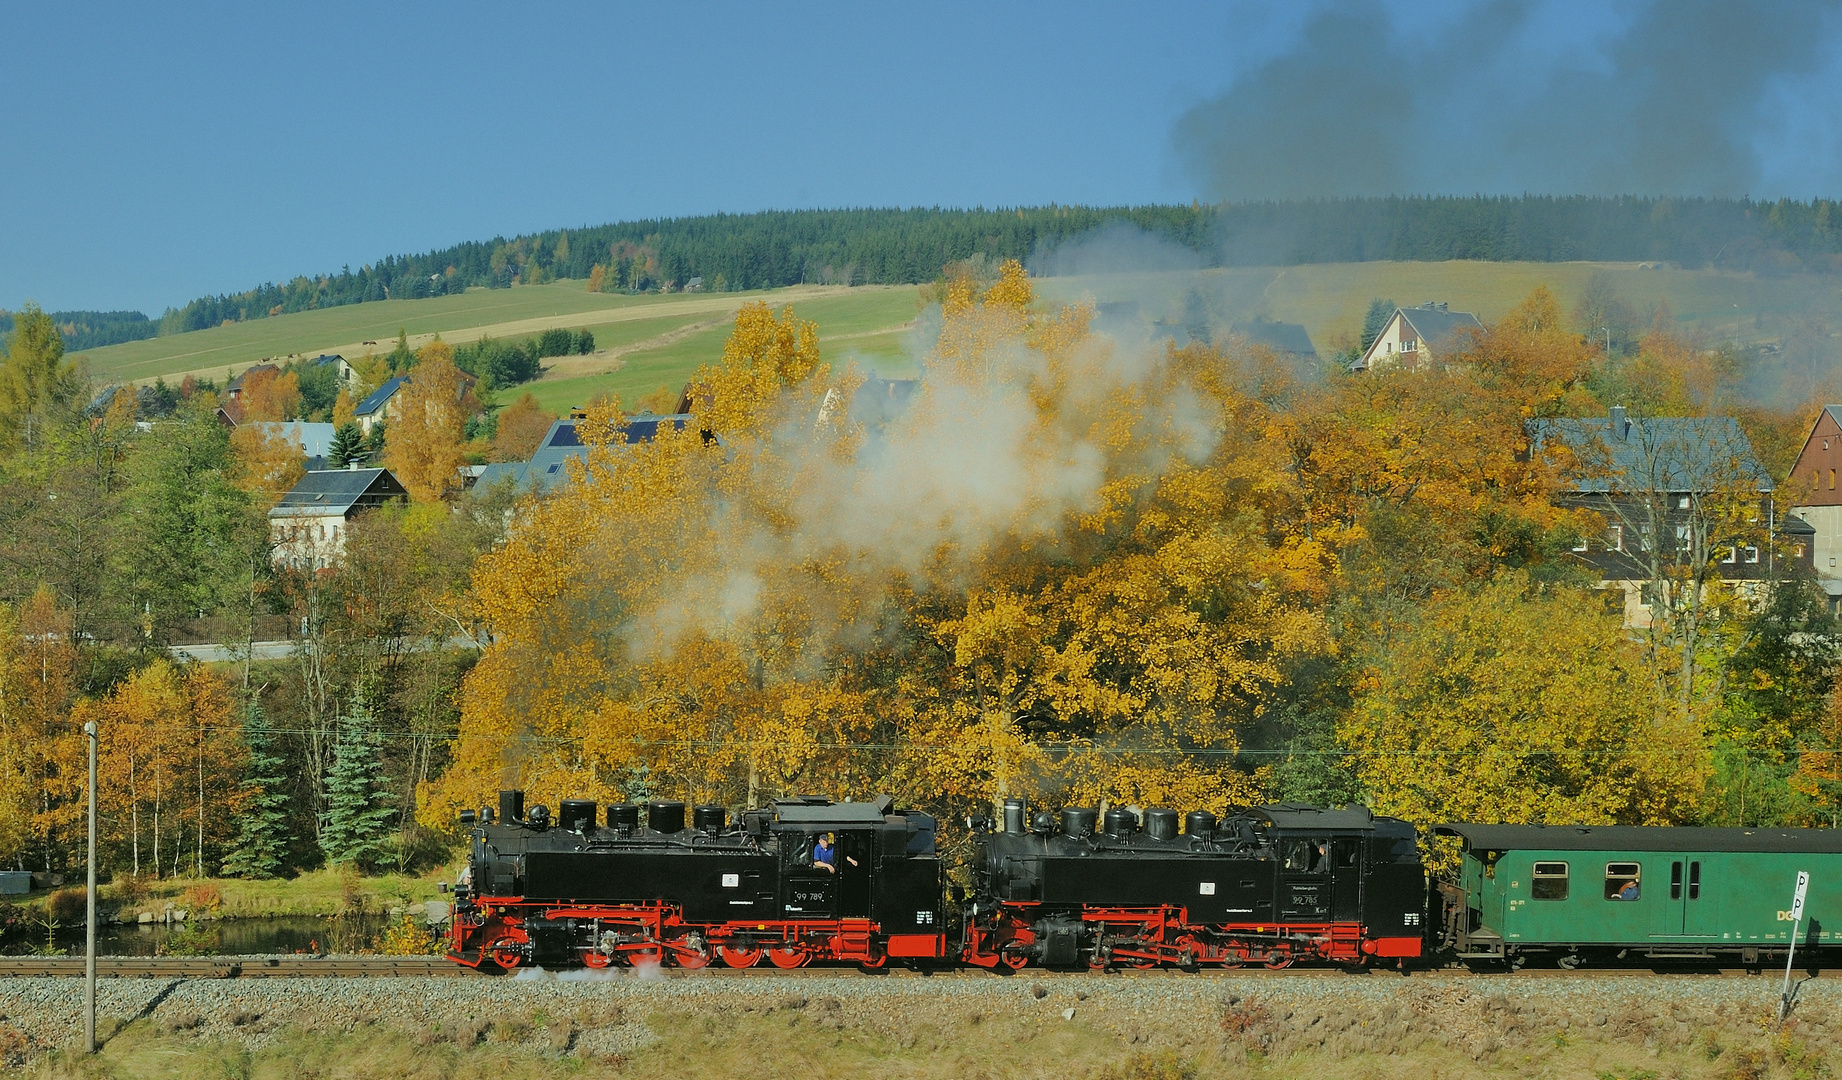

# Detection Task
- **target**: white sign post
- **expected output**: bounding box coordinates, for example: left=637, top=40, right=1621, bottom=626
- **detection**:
left=1779, top=871, right=1809, bottom=1023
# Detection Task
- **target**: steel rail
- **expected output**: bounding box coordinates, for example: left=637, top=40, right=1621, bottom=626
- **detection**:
left=0, top=956, right=1792, bottom=979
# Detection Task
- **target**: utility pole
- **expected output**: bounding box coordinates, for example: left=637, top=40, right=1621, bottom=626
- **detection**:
left=84, top=719, right=97, bottom=1054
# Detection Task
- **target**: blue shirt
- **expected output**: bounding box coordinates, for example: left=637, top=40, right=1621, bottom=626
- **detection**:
left=813, top=842, right=835, bottom=867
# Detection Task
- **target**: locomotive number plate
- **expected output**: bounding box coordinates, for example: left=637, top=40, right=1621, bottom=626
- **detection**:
left=1199, top=882, right=1217, bottom=895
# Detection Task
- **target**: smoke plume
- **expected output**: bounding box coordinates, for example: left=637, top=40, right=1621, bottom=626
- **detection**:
left=1176, top=0, right=1842, bottom=200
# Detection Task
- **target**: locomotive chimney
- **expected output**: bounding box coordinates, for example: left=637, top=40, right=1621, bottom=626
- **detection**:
left=1002, top=798, right=1027, bottom=834
left=1143, top=807, right=1178, bottom=841
left=499, top=789, right=524, bottom=824
left=607, top=803, right=639, bottom=833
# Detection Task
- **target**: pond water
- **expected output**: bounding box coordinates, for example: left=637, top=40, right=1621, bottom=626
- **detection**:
left=41, top=914, right=402, bottom=956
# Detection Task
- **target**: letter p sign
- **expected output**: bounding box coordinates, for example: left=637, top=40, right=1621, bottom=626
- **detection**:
left=1791, top=871, right=1810, bottom=922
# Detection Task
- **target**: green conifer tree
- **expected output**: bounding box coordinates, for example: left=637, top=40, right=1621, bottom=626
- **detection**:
left=319, top=690, right=394, bottom=867
left=326, top=421, right=364, bottom=469
left=222, top=701, right=291, bottom=879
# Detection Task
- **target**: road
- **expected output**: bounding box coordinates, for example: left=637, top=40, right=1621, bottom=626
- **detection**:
left=167, top=640, right=294, bottom=663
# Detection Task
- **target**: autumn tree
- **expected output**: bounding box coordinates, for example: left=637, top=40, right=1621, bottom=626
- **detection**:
left=237, top=367, right=302, bottom=422
left=230, top=422, right=307, bottom=502
left=382, top=342, right=474, bottom=502
left=65, top=660, right=244, bottom=878
left=489, top=392, right=552, bottom=462
left=1342, top=575, right=1702, bottom=827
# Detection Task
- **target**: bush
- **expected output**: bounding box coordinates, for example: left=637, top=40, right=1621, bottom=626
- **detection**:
left=48, top=888, right=86, bottom=922
left=110, top=874, right=148, bottom=905
left=535, top=328, right=574, bottom=358
left=379, top=914, right=445, bottom=956
left=182, top=882, right=223, bottom=913
left=159, top=923, right=221, bottom=956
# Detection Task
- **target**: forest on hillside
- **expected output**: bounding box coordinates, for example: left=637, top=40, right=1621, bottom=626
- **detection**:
left=10, top=196, right=1842, bottom=353
left=3, top=259, right=1842, bottom=889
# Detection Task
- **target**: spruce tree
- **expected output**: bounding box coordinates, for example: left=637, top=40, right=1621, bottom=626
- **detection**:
left=319, top=690, right=394, bottom=867
left=223, top=701, right=291, bottom=878
left=326, top=421, right=364, bottom=469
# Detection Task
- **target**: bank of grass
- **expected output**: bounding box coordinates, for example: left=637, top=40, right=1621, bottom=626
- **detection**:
left=14, top=989, right=1840, bottom=1080
left=21, top=866, right=457, bottom=921
left=75, top=282, right=922, bottom=391
left=19, top=1024, right=626, bottom=1080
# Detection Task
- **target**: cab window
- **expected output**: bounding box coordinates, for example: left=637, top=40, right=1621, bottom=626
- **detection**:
left=1604, top=862, right=1641, bottom=901
left=1282, top=839, right=1326, bottom=872
left=1531, top=861, right=1569, bottom=900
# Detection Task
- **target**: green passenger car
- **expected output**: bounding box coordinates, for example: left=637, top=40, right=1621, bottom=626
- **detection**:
left=1435, top=824, right=1842, bottom=965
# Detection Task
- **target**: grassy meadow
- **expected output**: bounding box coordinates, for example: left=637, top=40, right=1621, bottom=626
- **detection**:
left=69, top=260, right=1840, bottom=423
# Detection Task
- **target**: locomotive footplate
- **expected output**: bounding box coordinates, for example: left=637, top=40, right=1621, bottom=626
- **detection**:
left=967, top=905, right=1396, bottom=970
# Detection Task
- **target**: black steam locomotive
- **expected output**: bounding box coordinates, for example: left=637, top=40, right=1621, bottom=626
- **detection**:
left=962, top=800, right=1425, bottom=969
left=448, top=790, right=1424, bottom=972
left=449, top=790, right=945, bottom=970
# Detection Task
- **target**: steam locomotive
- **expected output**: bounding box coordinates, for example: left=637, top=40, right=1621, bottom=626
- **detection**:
left=449, top=790, right=945, bottom=970
left=447, top=790, right=1423, bottom=971
left=963, top=799, right=1425, bottom=970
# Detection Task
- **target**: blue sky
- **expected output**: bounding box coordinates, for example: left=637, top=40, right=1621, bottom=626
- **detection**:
left=5, top=1, right=1840, bottom=314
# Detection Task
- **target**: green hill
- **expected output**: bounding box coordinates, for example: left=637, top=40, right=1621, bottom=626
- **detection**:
left=71, top=260, right=1835, bottom=419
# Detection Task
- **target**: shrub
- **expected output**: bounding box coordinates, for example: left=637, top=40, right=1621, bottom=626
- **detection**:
left=159, top=923, right=221, bottom=956
left=181, top=882, right=223, bottom=913
left=110, top=875, right=148, bottom=905
left=380, top=914, right=445, bottom=956
left=48, top=888, right=86, bottom=922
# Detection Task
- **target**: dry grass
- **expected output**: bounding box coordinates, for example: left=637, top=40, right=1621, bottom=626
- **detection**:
left=14, top=986, right=1842, bottom=1080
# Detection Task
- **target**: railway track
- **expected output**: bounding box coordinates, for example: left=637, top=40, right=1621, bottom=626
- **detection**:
left=0, top=956, right=481, bottom=979
left=0, top=955, right=1789, bottom=979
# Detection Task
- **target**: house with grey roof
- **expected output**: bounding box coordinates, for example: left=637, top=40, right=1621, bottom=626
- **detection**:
left=268, top=468, right=408, bottom=568
left=1351, top=302, right=1484, bottom=371
left=473, top=414, right=695, bottom=496
left=246, top=421, right=337, bottom=469
left=1228, top=319, right=1318, bottom=361
left=354, top=376, right=406, bottom=435
left=1530, top=406, right=1812, bottom=626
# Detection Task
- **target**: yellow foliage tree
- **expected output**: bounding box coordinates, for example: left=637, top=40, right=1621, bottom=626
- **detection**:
left=383, top=344, right=473, bottom=502
left=65, top=660, right=245, bottom=877
left=490, top=392, right=553, bottom=463
left=238, top=368, right=302, bottom=422
left=229, top=422, right=307, bottom=503
left=1341, top=575, right=1704, bottom=828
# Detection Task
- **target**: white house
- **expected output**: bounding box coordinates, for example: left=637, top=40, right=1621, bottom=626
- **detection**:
left=1351, top=303, right=1485, bottom=372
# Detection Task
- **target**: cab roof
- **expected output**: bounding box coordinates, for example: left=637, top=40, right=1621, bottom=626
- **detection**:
left=1437, top=823, right=1842, bottom=854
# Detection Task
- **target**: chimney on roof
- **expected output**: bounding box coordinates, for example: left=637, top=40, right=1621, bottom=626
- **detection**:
left=1610, top=404, right=1629, bottom=440
left=348, top=459, right=360, bottom=471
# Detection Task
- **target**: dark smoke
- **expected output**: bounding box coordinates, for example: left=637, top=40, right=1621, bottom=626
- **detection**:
left=1176, top=0, right=1841, bottom=200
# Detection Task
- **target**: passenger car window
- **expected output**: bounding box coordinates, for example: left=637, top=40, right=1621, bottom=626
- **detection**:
left=1531, top=861, right=1569, bottom=900
left=1604, top=862, right=1641, bottom=900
